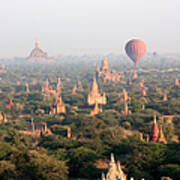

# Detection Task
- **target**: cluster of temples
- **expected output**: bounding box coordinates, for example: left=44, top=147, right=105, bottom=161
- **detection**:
left=97, top=57, right=124, bottom=83
left=42, top=78, right=66, bottom=115
left=149, top=115, right=167, bottom=144
left=42, top=78, right=62, bottom=97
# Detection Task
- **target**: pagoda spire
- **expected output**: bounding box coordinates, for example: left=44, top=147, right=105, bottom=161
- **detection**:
left=72, top=84, right=77, bottom=95
left=102, top=173, right=106, bottom=180
left=91, top=73, right=99, bottom=94
left=175, top=78, right=179, bottom=86
left=153, top=114, right=157, bottom=124
left=157, top=125, right=167, bottom=144
left=110, top=153, right=115, bottom=163
left=35, top=41, right=39, bottom=49
left=132, top=70, right=138, bottom=80
left=150, top=115, right=159, bottom=142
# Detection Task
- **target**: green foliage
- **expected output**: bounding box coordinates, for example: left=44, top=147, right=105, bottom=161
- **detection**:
left=67, top=146, right=99, bottom=179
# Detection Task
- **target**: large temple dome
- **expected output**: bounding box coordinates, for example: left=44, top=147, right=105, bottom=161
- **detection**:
left=27, top=41, right=55, bottom=63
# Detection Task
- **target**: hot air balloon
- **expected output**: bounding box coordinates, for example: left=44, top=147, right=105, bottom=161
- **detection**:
left=125, top=39, right=146, bottom=65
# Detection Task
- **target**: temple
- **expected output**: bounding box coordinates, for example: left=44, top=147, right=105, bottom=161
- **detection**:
left=50, top=96, right=66, bottom=115
left=163, top=94, right=167, bottom=101
left=120, top=89, right=131, bottom=103
left=27, top=41, right=55, bottom=63
left=90, top=101, right=102, bottom=116
left=97, top=57, right=124, bottom=83
left=102, top=153, right=127, bottom=180
left=77, top=80, right=84, bottom=91
left=141, top=89, right=147, bottom=97
left=175, top=78, right=179, bottom=87
left=157, top=125, right=167, bottom=144
left=139, top=79, right=146, bottom=89
left=122, top=102, right=132, bottom=116
left=150, top=115, right=167, bottom=144
left=132, top=70, right=138, bottom=80
left=0, top=64, right=7, bottom=73
left=0, top=112, right=8, bottom=124
left=56, top=78, right=62, bottom=96
left=20, top=122, right=52, bottom=138
left=42, top=78, right=62, bottom=97
left=72, top=84, right=77, bottom=95
left=87, top=74, right=107, bottom=105
left=25, top=82, right=30, bottom=93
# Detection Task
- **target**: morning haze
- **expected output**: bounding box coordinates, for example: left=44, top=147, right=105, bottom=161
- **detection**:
left=0, top=0, right=179, bottom=57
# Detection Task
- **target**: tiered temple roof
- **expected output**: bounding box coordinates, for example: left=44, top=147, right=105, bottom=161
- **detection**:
left=28, top=41, right=55, bottom=63
left=103, top=153, right=126, bottom=180
left=97, top=57, right=124, bottom=83
left=50, top=96, right=66, bottom=115
left=87, top=74, right=106, bottom=105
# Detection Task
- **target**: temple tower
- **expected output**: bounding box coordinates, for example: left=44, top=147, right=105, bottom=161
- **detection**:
left=88, top=74, right=106, bottom=105
left=132, top=70, right=138, bottom=80
left=77, top=80, right=83, bottom=91
left=123, top=89, right=128, bottom=102
left=150, top=115, right=159, bottom=142
left=35, top=41, right=39, bottom=49
left=105, top=153, right=127, bottom=180
left=50, top=96, right=66, bottom=115
left=102, top=57, right=109, bottom=72
left=163, top=94, right=167, bottom=101
left=90, top=101, right=102, bottom=116
left=175, top=78, right=179, bottom=86
left=56, top=78, right=62, bottom=96
left=157, top=125, right=167, bottom=144
left=72, top=84, right=77, bottom=95
left=141, top=89, right=147, bottom=97
left=25, top=82, right=30, bottom=93
left=67, top=127, right=71, bottom=139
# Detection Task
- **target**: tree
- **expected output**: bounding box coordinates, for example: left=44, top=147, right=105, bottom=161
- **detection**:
left=10, top=149, right=68, bottom=180
left=67, top=146, right=99, bottom=178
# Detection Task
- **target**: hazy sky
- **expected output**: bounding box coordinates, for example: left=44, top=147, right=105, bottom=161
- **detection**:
left=0, top=0, right=179, bottom=57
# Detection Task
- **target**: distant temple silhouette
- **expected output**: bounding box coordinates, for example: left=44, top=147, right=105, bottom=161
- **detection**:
left=87, top=74, right=106, bottom=105
left=97, top=57, right=124, bottom=83
left=27, top=41, right=55, bottom=62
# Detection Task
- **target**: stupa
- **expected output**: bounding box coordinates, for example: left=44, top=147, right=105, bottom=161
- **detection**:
left=28, top=41, right=55, bottom=63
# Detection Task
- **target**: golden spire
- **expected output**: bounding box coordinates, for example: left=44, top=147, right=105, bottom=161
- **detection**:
left=102, top=56, right=109, bottom=71
left=175, top=78, right=179, bottom=86
left=157, top=125, right=167, bottom=144
left=153, top=114, right=157, bottom=124
left=163, top=94, right=167, bottom=101
left=72, top=84, right=77, bottom=95
left=132, top=70, right=138, bottom=80
left=91, top=73, right=99, bottom=94
left=35, top=41, right=39, bottom=49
